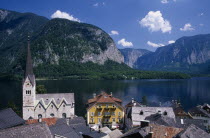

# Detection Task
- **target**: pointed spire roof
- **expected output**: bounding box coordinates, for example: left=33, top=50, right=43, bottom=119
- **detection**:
left=24, top=36, right=35, bottom=86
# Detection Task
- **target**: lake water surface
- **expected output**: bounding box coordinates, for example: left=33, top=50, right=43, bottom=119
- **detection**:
left=0, top=78, right=210, bottom=116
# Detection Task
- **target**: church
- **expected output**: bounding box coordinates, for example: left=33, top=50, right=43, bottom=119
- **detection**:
left=22, top=38, right=75, bottom=120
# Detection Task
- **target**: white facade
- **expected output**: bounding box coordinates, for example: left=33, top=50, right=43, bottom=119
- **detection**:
left=131, top=107, right=175, bottom=126
left=22, top=75, right=75, bottom=120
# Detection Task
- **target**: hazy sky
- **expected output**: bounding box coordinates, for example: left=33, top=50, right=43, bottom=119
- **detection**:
left=1, top=0, right=210, bottom=51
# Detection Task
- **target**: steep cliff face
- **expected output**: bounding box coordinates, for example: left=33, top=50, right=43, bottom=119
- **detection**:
left=136, top=34, right=210, bottom=73
left=119, top=48, right=151, bottom=68
left=31, top=19, right=124, bottom=66
left=0, top=9, right=124, bottom=75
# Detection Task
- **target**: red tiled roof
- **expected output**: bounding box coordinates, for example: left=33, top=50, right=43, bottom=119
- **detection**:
left=26, top=118, right=57, bottom=126
left=151, top=124, right=183, bottom=138
left=87, top=92, right=123, bottom=110
left=87, top=92, right=122, bottom=104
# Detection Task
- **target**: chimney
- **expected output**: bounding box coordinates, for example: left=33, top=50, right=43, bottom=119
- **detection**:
left=147, top=132, right=153, bottom=138
left=147, top=126, right=153, bottom=138
left=132, top=98, right=134, bottom=103
left=140, top=120, right=150, bottom=128
left=93, top=93, right=96, bottom=98
left=110, top=92, right=112, bottom=96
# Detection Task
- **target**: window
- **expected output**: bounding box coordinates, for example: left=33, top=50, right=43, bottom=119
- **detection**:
left=91, top=112, right=94, bottom=116
left=63, top=104, right=65, bottom=107
left=98, top=118, right=101, bottom=123
left=140, top=110, right=144, bottom=115
left=106, top=104, right=109, bottom=108
left=39, top=105, right=41, bottom=108
left=118, top=112, right=121, bottom=116
left=112, top=112, right=115, bottom=116
left=50, top=113, right=54, bottom=117
left=112, top=118, right=115, bottom=122
left=51, top=105, right=53, bottom=108
left=118, top=118, right=121, bottom=122
left=98, top=112, right=101, bottom=116
left=38, top=114, right=42, bottom=119
left=91, top=118, right=94, bottom=123
left=62, top=113, right=67, bottom=118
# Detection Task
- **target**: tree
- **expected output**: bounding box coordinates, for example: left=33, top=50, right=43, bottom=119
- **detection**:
left=36, top=85, right=47, bottom=94
left=142, top=96, right=148, bottom=106
left=8, top=101, right=21, bottom=116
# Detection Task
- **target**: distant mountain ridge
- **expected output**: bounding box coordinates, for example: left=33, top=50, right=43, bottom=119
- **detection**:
left=119, top=48, right=151, bottom=68
left=122, top=34, right=210, bottom=74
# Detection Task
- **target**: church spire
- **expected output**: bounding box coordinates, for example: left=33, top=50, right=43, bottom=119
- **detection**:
left=25, top=36, right=34, bottom=77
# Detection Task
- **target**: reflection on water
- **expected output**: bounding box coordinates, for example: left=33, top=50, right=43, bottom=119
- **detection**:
left=0, top=78, right=210, bottom=116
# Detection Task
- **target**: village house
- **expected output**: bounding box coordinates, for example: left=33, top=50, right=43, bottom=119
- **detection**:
left=86, top=92, right=124, bottom=129
left=22, top=38, right=75, bottom=120
left=125, top=106, right=175, bottom=129
left=188, top=103, right=210, bottom=131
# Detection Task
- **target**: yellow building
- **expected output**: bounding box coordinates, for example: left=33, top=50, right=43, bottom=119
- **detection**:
left=87, top=92, right=124, bottom=129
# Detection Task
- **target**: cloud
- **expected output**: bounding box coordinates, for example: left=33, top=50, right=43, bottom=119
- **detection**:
left=51, top=10, right=80, bottom=22
left=93, top=3, right=99, bottom=7
left=109, top=30, right=119, bottom=35
left=147, top=41, right=164, bottom=47
left=180, top=23, right=194, bottom=31
left=199, top=24, right=204, bottom=26
left=168, top=40, right=175, bottom=44
left=140, top=11, right=172, bottom=33
left=161, top=0, right=169, bottom=4
left=161, top=0, right=176, bottom=4
left=198, top=13, right=204, bottom=16
left=118, top=38, right=133, bottom=47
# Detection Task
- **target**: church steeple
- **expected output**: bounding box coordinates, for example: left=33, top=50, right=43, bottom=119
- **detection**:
left=25, top=36, right=34, bottom=77
left=24, top=36, right=35, bottom=86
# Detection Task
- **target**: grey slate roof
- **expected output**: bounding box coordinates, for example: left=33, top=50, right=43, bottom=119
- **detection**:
left=49, top=118, right=82, bottom=138
left=69, top=117, right=86, bottom=125
left=175, top=118, right=206, bottom=131
left=188, top=107, right=210, bottom=118
left=0, top=108, right=25, bottom=129
left=174, top=124, right=210, bottom=138
left=145, top=113, right=176, bottom=127
left=36, top=93, right=74, bottom=105
left=108, top=129, right=123, bottom=138
left=0, top=123, right=52, bottom=138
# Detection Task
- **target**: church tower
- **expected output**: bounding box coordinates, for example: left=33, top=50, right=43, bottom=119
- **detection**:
left=22, top=36, right=36, bottom=120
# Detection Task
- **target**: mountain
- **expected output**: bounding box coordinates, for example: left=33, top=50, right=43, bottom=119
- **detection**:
left=119, top=48, right=151, bottom=68
left=0, top=9, right=123, bottom=76
left=136, top=34, right=210, bottom=74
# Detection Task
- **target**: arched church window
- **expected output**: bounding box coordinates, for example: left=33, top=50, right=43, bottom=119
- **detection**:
left=51, top=105, right=53, bottom=108
left=26, top=90, right=28, bottom=94
left=50, top=113, right=54, bottom=117
left=63, top=104, right=65, bottom=107
left=62, top=113, right=67, bottom=118
left=38, top=114, right=42, bottom=119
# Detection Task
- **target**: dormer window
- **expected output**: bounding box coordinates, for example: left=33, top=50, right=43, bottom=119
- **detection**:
left=140, top=110, right=144, bottom=115
left=163, top=111, right=168, bottom=116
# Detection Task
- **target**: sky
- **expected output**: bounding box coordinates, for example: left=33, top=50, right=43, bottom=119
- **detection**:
left=1, top=0, right=210, bottom=51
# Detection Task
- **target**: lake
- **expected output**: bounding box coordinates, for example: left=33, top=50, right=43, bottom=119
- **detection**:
left=0, top=78, right=210, bottom=117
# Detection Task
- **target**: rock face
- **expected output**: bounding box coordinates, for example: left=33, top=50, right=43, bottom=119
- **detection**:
left=119, top=48, right=151, bottom=68
left=0, top=9, right=124, bottom=74
left=136, top=34, right=210, bottom=73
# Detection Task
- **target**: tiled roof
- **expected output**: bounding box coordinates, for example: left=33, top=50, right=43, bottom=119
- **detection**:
left=49, top=118, right=82, bottom=138
left=145, top=113, right=177, bottom=127
left=87, top=92, right=124, bottom=110
left=26, top=118, right=58, bottom=126
left=121, top=124, right=183, bottom=138
left=174, top=124, right=210, bottom=138
left=188, top=107, right=210, bottom=118
left=0, top=108, right=25, bottom=130
left=88, top=92, right=122, bottom=104
left=0, top=123, right=52, bottom=138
